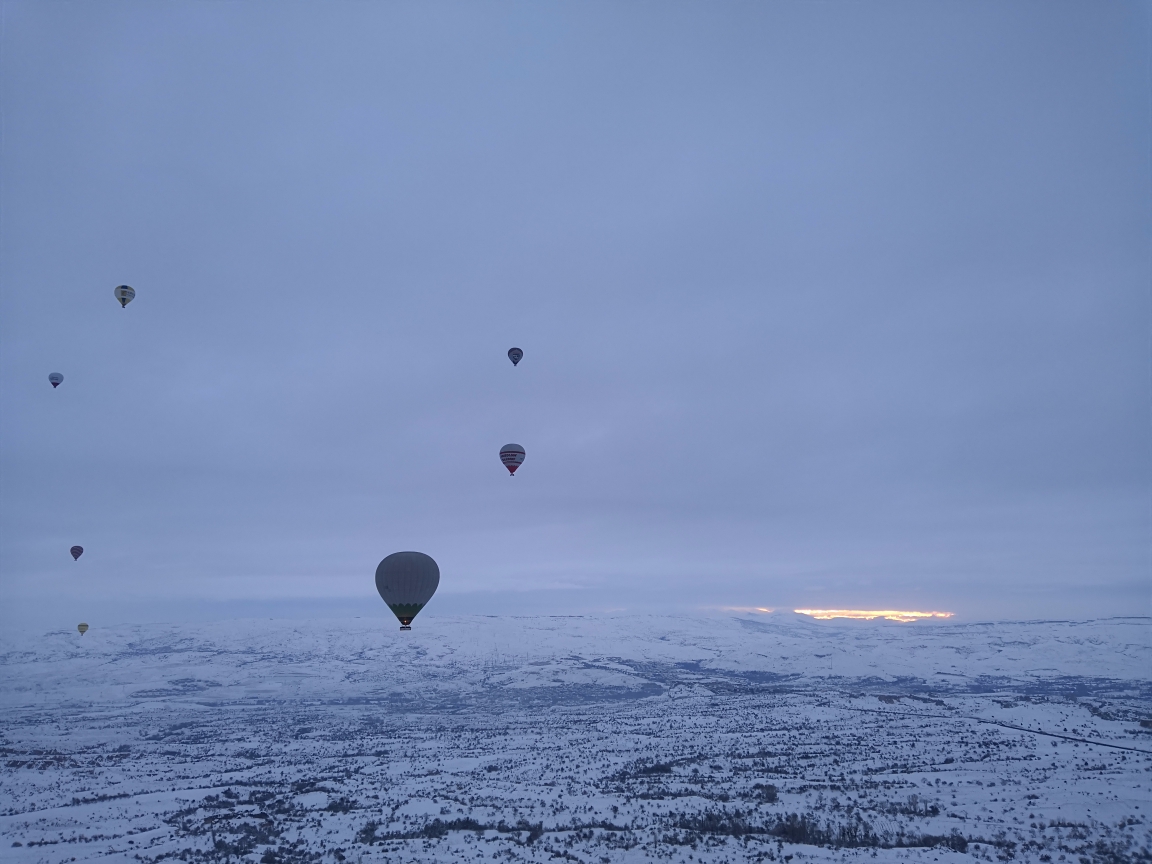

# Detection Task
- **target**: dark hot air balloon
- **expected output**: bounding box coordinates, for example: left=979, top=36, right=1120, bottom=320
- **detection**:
left=77, top=623, right=89, bottom=635
left=508, top=347, right=523, bottom=366
left=500, top=443, right=525, bottom=475
left=114, top=285, right=135, bottom=308
left=375, top=551, right=440, bottom=630
left=49, top=372, right=63, bottom=388
left=70, top=546, right=83, bottom=561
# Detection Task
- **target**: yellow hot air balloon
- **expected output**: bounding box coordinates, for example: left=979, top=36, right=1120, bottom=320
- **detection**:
left=77, top=623, right=89, bottom=635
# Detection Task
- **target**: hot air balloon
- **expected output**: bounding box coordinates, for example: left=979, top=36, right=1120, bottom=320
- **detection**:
left=508, top=347, right=523, bottom=366
left=77, top=623, right=89, bottom=636
left=48, top=372, right=63, bottom=388
left=70, top=546, right=83, bottom=561
left=375, top=551, right=439, bottom=630
left=114, top=285, right=135, bottom=308
left=499, top=443, right=525, bottom=475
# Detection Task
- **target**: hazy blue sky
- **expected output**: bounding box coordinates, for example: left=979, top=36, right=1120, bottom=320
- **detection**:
left=1, top=1, right=1148, bottom=627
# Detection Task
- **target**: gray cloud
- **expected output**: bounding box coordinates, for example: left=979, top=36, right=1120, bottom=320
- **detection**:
left=2, top=1, right=1148, bottom=626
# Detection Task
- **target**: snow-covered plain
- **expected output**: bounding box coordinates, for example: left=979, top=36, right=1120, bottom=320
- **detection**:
left=1, top=613, right=1149, bottom=864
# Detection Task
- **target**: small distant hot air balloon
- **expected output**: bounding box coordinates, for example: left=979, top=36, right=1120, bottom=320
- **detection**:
left=77, top=623, right=89, bottom=635
left=375, top=551, right=440, bottom=630
left=70, top=546, right=83, bottom=561
left=499, top=443, right=525, bottom=476
left=114, top=285, right=135, bottom=308
left=48, top=372, right=63, bottom=388
left=508, top=347, right=523, bottom=366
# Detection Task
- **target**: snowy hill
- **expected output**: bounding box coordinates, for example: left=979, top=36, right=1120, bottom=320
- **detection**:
left=1, top=613, right=1149, bottom=863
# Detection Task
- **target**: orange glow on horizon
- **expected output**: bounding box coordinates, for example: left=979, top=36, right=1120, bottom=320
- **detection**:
left=794, top=609, right=953, bottom=623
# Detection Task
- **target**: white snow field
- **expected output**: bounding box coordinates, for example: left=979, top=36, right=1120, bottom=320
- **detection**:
left=0, top=613, right=1149, bottom=864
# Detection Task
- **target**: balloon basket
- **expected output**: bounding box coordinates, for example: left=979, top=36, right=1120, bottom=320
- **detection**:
left=399, top=625, right=412, bottom=631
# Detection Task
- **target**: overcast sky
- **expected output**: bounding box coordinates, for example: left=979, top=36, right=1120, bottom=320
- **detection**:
left=1, top=1, right=1148, bottom=628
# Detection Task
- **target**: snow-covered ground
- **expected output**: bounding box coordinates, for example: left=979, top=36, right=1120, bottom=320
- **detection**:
left=1, top=613, right=1149, bottom=863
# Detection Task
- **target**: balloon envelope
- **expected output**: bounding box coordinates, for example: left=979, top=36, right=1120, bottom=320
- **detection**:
left=114, top=285, right=135, bottom=307
left=70, top=546, right=83, bottom=560
left=500, top=443, right=525, bottom=475
left=77, top=623, right=89, bottom=635
left=375, top=551, right=439, bottom=628
left=508, top=347, right=523, bottom=366
left=48, top=372, right=63, bottom=388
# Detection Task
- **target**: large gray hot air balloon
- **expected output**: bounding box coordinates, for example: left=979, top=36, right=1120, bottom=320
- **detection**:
left=114, top=285, right=135, bottom=308
left=500, top=443, right=525, bottom=475
left=507, top=347, right=523, bottom=366
left=375, top=551, right=439, bottom=630
left=48, top=372, right=63, bottom=388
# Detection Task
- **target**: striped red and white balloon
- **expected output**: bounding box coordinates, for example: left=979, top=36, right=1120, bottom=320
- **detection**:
left=499, top=443, right=525, bottom=476
left=48, top=372, right=63, bottom=388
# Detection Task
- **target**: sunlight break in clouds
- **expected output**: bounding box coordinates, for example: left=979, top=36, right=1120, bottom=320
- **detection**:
left=794, top=609, right=954, bottom=623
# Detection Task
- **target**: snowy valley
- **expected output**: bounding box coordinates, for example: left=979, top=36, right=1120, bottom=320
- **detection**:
left=1, top=613, right=1149, bottom=864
